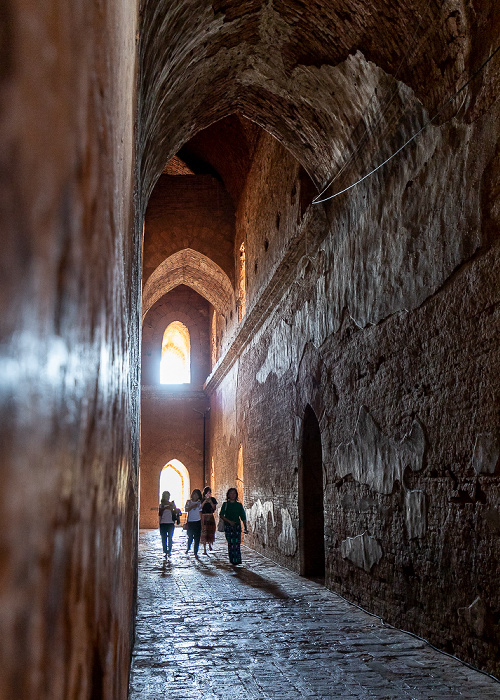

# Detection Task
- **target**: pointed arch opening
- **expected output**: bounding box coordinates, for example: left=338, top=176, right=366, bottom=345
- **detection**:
left=159, top=459, right=190, bottom=509
left=160, top=321, right=190, bottom=384
left=142, top=248, right=234, bottom=322
left=299, top=404, right=325, bottom=579
left=237, top=444, right=244, bottom=504
left=238, top=242, right=246, bottom=322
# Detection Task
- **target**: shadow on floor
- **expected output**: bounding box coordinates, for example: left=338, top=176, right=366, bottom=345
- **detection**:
left=155, top=548, right=289, bottom=598
left=229, top=565, right=290, bottom=599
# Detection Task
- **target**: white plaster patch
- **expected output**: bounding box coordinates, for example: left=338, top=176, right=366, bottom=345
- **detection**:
left=333, top=406, right=425, bottom=494
left=248, top=499, right=275, bottom=546
left=248, top=500, right=297, bottom=555
left=256, top=304, right=312, bottom=384
left=458, top=597, right=487, bottom=637
left=256, top=319, right=293, bottom=383
left=472, top=434, right=499, bottom=475
left=405, top=490, right=427, bottom=539
left=277, top=508, right=297, bottom=556
left=341, top=532, right=383, bottom=572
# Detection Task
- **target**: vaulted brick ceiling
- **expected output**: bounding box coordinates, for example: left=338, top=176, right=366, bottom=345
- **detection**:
left=138, top=0, right=494, bottom=206
left=174, top=114, right=263, bottom=206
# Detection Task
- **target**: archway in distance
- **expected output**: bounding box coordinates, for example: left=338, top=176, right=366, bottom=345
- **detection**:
left=142, top=248, right=234, bottom=322
left=159, top=459, right=190, bottom=509
left=299, top=405, right=325, bottom=578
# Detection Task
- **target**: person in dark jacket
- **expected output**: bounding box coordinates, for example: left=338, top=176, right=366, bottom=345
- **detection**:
left=184, top=489, right=203, bottom=557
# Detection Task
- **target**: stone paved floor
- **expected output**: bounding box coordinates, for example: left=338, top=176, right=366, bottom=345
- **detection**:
left=129, top=529, right=500, bottom=699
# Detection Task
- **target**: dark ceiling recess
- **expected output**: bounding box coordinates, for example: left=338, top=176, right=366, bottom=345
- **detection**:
left=171, top=114, right=262, bottom=207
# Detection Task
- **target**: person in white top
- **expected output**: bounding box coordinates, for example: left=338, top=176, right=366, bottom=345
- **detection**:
left=159, top=491, right=178, bottom=557
left=184, top=489, right=202, bottom=556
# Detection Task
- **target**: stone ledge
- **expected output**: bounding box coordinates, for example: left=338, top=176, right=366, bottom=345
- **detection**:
left=141, top=385, right=207, bottom=401
left=204, top=205, right=327, bottom=395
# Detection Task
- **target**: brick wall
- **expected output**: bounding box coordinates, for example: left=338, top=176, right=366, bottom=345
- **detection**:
left=0, top=0, right=139, bottom=697
left=140, top=286, right=210, bottom=527
left=206, top=92, right=500, bottom=674
left=138, top=0, right=500, bottom=679
left=143, top=174, right=235, bottom=285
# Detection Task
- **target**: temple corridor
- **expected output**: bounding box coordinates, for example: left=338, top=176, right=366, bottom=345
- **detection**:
left=129, top=530, right=500, bottom=699
left=2, top=0, right=500, bottom=698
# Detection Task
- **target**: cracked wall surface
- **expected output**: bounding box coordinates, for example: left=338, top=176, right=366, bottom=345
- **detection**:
left=184, top=1, right=500, bottom=671
left=333, top=406, right=425, bottom=495
left=5, top=0, right=499, bottom=696
left=341, top=532, right=383, bottom=573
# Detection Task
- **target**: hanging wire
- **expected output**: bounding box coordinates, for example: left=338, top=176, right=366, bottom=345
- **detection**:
left=315, top=7, right=435, bottom=200
left=313, top=43, right=500, bottom=205
left=313, top=5, right=447, bottom=201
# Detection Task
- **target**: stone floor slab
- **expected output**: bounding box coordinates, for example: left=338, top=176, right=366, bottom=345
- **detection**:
left=129, top=530, right=500, bottom=700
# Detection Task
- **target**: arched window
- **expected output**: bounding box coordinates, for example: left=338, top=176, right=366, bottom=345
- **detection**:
left=160, top=321, right=191, bottom=384
left=159, top=459, right=190, bottom=508
left=211, top=309, right=218, bottom=368
left=210, top=456, right=215, bottom=494
left=237, top=444, right=244, bottom=504
left=238, top=242, right=246, bottom=322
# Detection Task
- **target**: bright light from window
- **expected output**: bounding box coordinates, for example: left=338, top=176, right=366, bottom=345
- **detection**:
left=159, top=459, right=190, bottom=508
left=160, top=321, right=190, bottom=384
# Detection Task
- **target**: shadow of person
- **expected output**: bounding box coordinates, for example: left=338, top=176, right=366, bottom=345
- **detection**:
left=193, top=558, right=217, bottom=576
left=160, top=559, right=169, bottom=577
left=230, top=566, right=290, bottom=599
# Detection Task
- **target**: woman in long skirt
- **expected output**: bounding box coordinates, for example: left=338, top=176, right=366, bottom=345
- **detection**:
left=219, top=488, right=248, bottom=565
left=200, top=486, right=217, bottom=555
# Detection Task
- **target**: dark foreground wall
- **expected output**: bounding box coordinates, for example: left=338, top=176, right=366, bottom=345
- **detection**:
left=0, top=1, right=139, bottom=698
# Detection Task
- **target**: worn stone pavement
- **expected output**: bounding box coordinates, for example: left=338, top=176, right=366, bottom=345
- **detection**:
left=129, top=530, right=500, bottom=699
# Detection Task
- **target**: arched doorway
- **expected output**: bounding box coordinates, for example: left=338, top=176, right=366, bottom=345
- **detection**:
left=299, top=405, right=325, bottom=578
left=159, top=459, right=190, bottom=509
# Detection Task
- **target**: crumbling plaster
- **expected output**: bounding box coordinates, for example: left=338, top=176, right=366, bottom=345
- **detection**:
left=198, top=18, right=500, bottom=670
left=333, top=406, right=425, bottom=496
left=4, top=0, right=499, bottom=696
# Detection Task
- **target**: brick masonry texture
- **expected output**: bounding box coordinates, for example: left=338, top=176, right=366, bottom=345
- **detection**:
left=129, top=530, right=500, bottom=699
left=143, top=175, right=236, bottom=286
left=141, top=286, right=210, bottom=528
left=2, top=0, right=500, bottom=698
left=139, top=0, right=500, bottom=675
left=207, top=114, right=500, bottom=673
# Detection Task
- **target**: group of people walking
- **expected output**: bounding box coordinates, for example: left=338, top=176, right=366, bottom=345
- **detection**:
left=159, top=486, right=248, bottom=565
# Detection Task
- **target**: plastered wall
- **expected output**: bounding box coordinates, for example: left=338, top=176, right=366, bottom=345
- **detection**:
left=207, top=66, right=500, bottom=674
